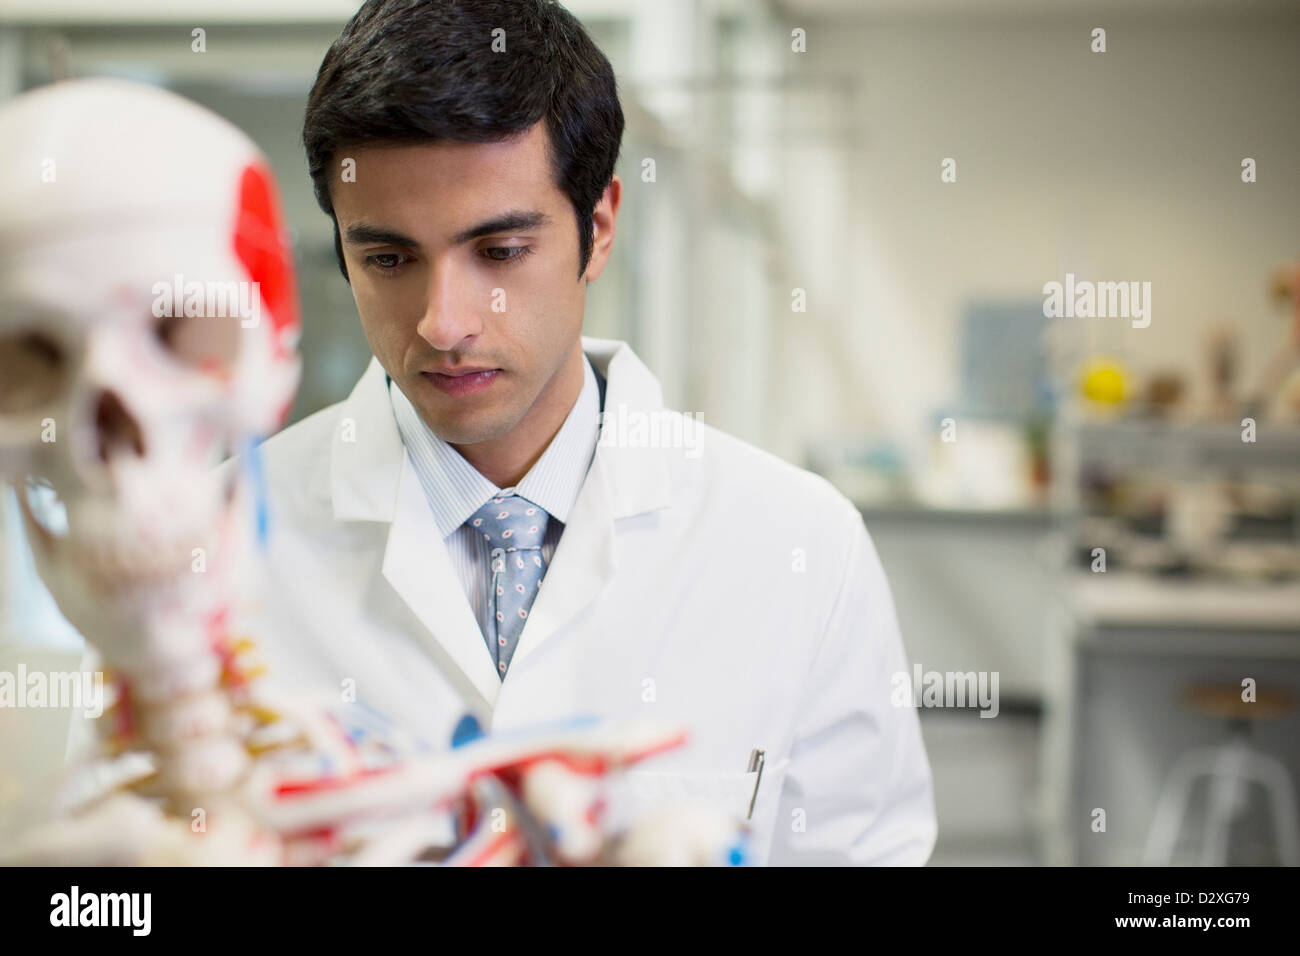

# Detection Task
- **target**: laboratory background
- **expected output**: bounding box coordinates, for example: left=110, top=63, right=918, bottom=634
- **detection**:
left=2, top=0, right=1299, bottom=866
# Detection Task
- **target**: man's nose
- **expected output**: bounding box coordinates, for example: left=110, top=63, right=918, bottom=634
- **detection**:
left=415, top=260, right=482, bottom=351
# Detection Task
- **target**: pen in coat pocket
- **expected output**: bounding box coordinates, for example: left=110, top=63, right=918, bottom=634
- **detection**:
left=746, top=748, right=765, bottom=820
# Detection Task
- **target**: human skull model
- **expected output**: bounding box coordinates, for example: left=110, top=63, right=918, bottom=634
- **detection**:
left=0, top=78, right=300, bottom=805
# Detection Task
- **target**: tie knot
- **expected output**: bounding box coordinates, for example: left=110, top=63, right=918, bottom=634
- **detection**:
left=468, top=493, right=550, bottom=553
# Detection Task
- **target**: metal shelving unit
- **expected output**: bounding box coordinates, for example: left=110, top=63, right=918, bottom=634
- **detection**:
left=1038, top=412, right=1300, bottom=864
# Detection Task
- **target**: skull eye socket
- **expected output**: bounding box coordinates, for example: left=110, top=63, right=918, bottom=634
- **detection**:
left=154, top=312, right=241, bottom=373
left=0, top=330, right=66, bottom=413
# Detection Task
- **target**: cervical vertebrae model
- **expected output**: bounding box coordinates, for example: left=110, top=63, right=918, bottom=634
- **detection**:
left=0, top=79, right=746, bottom=867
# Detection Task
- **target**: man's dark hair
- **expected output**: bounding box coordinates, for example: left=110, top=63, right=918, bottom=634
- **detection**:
left=303, top=0, right=624, bottom=282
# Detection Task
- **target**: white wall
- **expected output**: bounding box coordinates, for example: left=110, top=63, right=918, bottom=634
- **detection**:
left=769, top=10, right=1300, bottom=471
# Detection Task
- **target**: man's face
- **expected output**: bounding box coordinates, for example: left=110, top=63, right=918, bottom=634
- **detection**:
left=330, top=121, right=605, bottom=446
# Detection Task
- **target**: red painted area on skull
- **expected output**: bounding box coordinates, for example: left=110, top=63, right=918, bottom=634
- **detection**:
left=232, top=163, right=300, bottom=360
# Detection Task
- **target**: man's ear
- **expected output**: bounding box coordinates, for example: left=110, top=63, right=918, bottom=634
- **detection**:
left=581, top=175, right=622, bottom=284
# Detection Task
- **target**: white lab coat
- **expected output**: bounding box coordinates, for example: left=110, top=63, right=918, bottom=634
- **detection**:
left=229, top=336, right=937, bottom=865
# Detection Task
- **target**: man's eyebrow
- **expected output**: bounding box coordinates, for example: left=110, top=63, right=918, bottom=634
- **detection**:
left=344, top=223, right=420, bottom=247
left=343, top=210, right=552, bottom=249
left=450, top=210, right=552, bottom=245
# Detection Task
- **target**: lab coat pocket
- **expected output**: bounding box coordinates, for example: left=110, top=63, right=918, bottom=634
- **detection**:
left=608, top=758, right=790, bottom=863
left=614, top=769, right=757, bottom=825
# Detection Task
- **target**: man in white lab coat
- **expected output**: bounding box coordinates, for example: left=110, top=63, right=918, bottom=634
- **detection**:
left=242, top=0, right=936, bottom=865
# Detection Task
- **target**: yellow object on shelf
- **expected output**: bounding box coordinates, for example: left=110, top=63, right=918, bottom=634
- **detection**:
left=1080, top=358, right=1129, bottom=405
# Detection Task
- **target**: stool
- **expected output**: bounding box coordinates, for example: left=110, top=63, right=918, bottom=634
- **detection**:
left=1142, top=684, right=1298, bottom=866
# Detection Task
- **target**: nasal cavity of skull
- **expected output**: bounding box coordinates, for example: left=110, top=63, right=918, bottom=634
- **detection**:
left=94, top=390, right=145, bottom=463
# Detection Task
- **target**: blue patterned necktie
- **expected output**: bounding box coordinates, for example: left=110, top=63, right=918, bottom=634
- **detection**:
left=467, top=493, right=550, bottom=679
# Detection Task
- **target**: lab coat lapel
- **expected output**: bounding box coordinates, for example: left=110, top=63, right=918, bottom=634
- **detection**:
left=330, top=357, right=501, bottom=710
left=384, top=452, right=503, bottom=709
left=507, top=338, right=673, bottom=670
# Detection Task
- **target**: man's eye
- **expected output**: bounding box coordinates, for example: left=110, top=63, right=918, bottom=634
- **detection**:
left=482, top=246, right=534, bottom=266
left=365, top=253, right=409, bottom=271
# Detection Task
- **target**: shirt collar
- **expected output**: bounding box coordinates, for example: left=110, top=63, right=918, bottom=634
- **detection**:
left=389, top=353, right=601, bottom=538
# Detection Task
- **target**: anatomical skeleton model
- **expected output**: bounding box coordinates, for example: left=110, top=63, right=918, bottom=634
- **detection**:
left=0, top=79, right=746, bottom=866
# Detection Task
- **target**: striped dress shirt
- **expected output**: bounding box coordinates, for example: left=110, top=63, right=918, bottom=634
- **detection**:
left=388, top=354, right=602, bottom=647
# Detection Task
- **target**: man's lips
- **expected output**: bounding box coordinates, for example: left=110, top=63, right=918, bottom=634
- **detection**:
left=426, top=366, right=499, bottom=377
left=422, top=367, right=501, bottom=396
